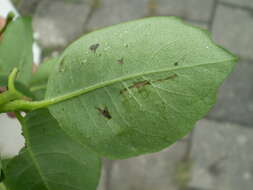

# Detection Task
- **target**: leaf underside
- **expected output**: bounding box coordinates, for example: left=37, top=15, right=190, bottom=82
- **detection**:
left=4, top=109, right=101, bottom=190
left=45, top=17, right=236, bottom=159
left=0, top=17, right=33, bottom=85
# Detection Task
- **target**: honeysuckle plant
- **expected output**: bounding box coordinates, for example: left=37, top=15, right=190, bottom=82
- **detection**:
left=0, top=13, right=237, bottom=190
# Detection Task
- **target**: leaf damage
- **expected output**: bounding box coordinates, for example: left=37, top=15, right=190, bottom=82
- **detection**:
left=89, top=43, right=100, bottom=53
left=120, top=74, right=177, bottom=94
left=117, top=58, right=124, bottom=64
left=96, top=106, right=112, bottom=119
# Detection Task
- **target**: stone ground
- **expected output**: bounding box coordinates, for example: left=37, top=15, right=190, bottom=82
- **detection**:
left=1, top=0, right=253, bottom=189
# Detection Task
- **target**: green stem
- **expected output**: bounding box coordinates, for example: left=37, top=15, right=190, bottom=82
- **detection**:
left=0, top=68, right=27, bottom=106
left=7, top=68, right=25, bottom=98
left=0, top=67, right=140, bottom=112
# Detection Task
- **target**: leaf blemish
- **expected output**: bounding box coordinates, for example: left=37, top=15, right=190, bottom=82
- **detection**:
left=117, top=58, right=124, bottom=64
left=120, top=74, right=177, bottom=94
left=155, top=73, right=177, bottom=82
left=174, top=62, right=178, bottom=66
left=96, top=106, right=112, bottom=119
left=89, top=43, right=100, bottom=53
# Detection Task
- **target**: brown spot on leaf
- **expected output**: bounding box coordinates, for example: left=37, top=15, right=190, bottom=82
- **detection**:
left=89, top=43, right=100, bottom=53
left=120, top=74, right=177, bottom=94
left=96, top=106, right=112, bottom=119
left=117, top=58, right=124, bottom=64
left=120, top=81, right=150, bottom=94
left=155, top=74, right=177, bottom=82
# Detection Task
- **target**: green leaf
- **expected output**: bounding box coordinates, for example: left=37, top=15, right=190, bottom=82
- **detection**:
left=0, top=17, right=33, bottom=85
left=45, top=17, right=237, bottom=159
left=30, top=57, right=59, bottom=100
left=4, top=109, right=101, bottom=190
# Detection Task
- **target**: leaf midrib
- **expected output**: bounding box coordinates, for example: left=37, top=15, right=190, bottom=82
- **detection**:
left=0, top=59, right=235, bottom=112
left=45, top=59, right=235, bottom=105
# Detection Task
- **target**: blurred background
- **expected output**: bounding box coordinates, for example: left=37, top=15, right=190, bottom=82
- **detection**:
left=0, top=0, right=253, bottom=190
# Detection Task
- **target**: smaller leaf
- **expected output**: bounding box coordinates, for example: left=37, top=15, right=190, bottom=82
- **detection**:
left=4, top=109, right=101, bottom=190
left=0, top=16, right=33, bottom=85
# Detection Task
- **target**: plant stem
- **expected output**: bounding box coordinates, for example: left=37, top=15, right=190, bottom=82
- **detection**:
left=7, top=68, right=25, bottom=98
left=0, top=68, right=28, bottom=106
left=0, top=91, right=15, bottom=105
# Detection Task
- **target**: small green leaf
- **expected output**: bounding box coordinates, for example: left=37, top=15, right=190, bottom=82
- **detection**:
left=4, top=109, right=101, bottom=190
left=46, top=17, right=237, bottom=159
left=0, top=17, right=33, bottom=85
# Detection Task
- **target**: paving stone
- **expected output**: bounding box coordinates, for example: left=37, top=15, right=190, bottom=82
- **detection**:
left=86, top=0, right=149, bottom=31
left=87, top=0, right=213, bottom=31
left=221, top=0, right=253, bottom=8
left=33, top=0, right=92, bottom=48
left=208, top=60, right=253, bottom=126
left=212, top=4, right=253, bottom=59
left=0, top=115, right=24, bottom=158
left=189, top=119, right=253, bottom=190
left=147, top=0, right=214, bottom=21
left=107, top=140, right=191, bottom=190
